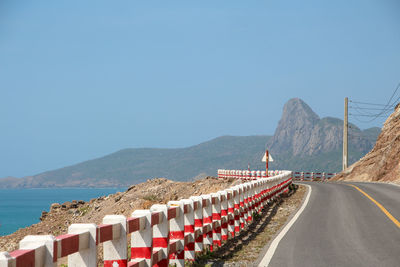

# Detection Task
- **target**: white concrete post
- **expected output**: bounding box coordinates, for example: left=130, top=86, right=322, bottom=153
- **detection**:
left=182, top=199, right=195, bottom=262
left=201, top=194, right=213, bottom=250
left=233, top=186, right=240, bottom=236
left=218, top=190, right=228, bottom=242
left=102, top=215, right=127, bottom=267
left=226, top=189, right=235, bottom=239
left=189, top=196, right=203, bottom=253
left=0, top=252, right=15, bottom=267
left=150, top=204, right=169, bottom=267
left=168, top=201, right=185, bottom=267
left=238, top=184, right=245, bottom=230
left=19, top=235, right=56, bottom=267
left=130, top=210, right=152, bottom=266
left=211, top=192, right=221, bottom=249
left=68, top=224, right=97, bottom=267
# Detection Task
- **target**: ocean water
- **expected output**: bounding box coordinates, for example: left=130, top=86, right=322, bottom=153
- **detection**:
left=0, top=188, right=126, bottom=236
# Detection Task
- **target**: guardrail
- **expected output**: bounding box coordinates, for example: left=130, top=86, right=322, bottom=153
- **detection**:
left=0, top=171, right=292, bottom=267
left=217, top=169, right=286, bottom=180
left=292, top=171, right=337, bottom=181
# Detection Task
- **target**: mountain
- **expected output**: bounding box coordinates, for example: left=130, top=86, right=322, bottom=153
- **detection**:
left=267, top=98, right=380, bottom=172
left=0, top=98, right=381, bottom=188
left=0, top=136, right=271, bottom=188
left=333, top=103, right=400, bottom=183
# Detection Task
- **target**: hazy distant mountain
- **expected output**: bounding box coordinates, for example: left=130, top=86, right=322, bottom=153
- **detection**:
left=0, top=136, right=271, bottom=188
left=0, top=98, right=381, bottom=188
left=267, top=98, right=380, bottom=172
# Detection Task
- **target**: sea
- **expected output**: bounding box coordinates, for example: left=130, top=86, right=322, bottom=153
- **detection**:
left=0, top=187, right=126, bottom=236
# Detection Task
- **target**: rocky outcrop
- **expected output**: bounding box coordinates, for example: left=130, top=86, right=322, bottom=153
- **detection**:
left=334, top=104, right=400, bottom=183
left=268, top=98, right=378, bottom=157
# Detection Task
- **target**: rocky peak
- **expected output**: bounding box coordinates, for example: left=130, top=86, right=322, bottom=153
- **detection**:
left=268, top=98, right=320, bottom=155
left=268, top=98, right=378, bottom=157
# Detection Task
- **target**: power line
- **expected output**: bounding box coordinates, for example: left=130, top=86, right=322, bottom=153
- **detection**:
left=348, top=81, right=400, bottom=123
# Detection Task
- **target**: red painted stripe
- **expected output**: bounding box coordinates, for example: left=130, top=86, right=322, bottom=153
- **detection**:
left=56, top=234, right=79, bottom=257
left=53, top=240, right=58, bottom=262
left=184, top=225, right=194, bottom=233
left=221, top=235, right=228, bottom=241
left=151, top=212, right=161, bottom=226
left=202, top=199, right=208, bottom=207
left=234, top=204, right=239, bottom=209
left=170, top=230, right=184, bottom=239
left=153, top=237, right=169, bottom=247
left=185, top=242, right=195, bottom=250
left=127, top=217, right=140, bottom=233
left=213, top=240, right=222, bottom=246
left=194, top=219, right=203, bottom=227
left=221, top=209, right=228, bottom=216
left=131, top=247, right=151, bottom=259
left=168, top=207, right=177, bottom=220
left=228, top=208, right=234, bottom=213
left=203, top=216, right=212, bottom=224
left=212, top=213, right=221, bottom=220
left=98, top=224, right=113, bottom=243
left=10, top=249, right=35, bottom=267
left=104, top=259, right=128, bottom=267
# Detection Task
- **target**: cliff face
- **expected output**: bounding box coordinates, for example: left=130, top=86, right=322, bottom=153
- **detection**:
left=334, top=104, right=400, bottom=183
left=268, top=98, right=377, bottom=157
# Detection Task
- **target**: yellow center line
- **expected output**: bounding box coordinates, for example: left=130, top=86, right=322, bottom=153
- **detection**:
left=348, top=184, right=400, bottom=228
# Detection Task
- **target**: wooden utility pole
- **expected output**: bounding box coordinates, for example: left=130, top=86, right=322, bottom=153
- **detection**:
left=343, top=97, right=348, bottom=170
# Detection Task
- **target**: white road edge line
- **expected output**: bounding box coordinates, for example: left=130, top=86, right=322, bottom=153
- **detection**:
left=258, top=184, right=312, bottom=267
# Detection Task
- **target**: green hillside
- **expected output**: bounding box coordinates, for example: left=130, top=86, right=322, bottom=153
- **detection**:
left=0, top=135, right=271, bottom=188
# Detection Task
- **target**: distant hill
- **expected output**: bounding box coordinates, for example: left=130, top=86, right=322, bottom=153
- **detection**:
left=267, top=98, right=380, bottom=172
left=0, top=98, right=381, bottom=188
left=0, top=136, right=271, bottom=188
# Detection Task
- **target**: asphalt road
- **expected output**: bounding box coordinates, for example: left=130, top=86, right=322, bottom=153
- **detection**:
left=263, top=182, right=400, bottom=267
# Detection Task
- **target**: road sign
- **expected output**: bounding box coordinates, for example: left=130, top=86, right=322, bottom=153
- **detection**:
left=262, top=152, right=274, bottom=162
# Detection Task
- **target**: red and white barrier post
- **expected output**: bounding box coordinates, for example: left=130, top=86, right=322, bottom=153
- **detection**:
left=189, top=196, right=203, bottom=254
left=211, top=192, right=222, bottom=249
left=130, top=210, right=152, bottom=266
left=102, top=215, right=127, bottom=267
left=67, top=224, right=97, bottom=267
left=150, top=204, right=169, bottom=267
left=168, top=201, right=185, bottom=267
left=182, top=199, right=195, bottom=262
left=201, top=194, right=213, bottom=251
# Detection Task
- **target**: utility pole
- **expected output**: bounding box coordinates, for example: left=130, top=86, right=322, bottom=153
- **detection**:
left=343, top=97, right=348, bottom=170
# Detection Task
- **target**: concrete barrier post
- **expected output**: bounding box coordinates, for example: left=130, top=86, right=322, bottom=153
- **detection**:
left=150, top=204, right=169, bottom=267
left=102, top=215, right=127, bottom=267
left=182, top=199, right=195, bottom=262
left=189, top=196, right=203, bottom=254
left=168, top=201, right=185, bottom=267
left=226, top=189, right=235, bottom=239
left=68, top=224, right=97, bottom=267
left=201, top=195, right=213, bottom=251
left=218, top=190, right=228, bottom=242
left=238, top=185, right=245, bottom=230
left=211, top=192, right=222, bottom=249
left=130, top=210, right=152, bottom=266
left=19, top=235, right=56, bottom=267
left=233, top=187, right=240, bottom=235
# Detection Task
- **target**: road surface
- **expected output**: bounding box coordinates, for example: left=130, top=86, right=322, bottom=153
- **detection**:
left=260, top=182, right=400, bottom=267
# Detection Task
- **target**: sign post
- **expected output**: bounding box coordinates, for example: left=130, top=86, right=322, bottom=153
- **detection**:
left=261, top=150, right=274, bottom=177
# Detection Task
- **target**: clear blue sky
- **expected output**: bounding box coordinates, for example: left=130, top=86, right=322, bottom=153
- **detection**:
left=1, top=0, right=399, bottom=178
